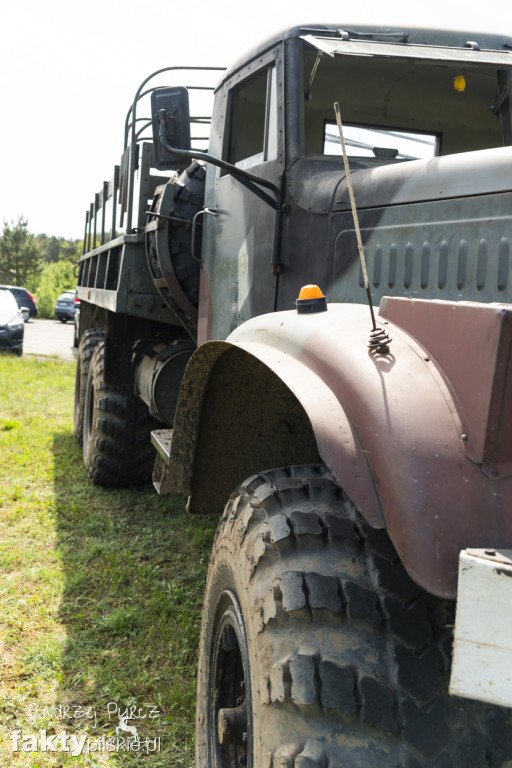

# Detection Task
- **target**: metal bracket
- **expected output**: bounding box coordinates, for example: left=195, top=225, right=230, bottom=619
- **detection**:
left=191, top=208, right=218, bottom=264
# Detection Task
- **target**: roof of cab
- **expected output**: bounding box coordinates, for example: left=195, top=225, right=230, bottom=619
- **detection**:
left=217, top=23, right=512, bottom=87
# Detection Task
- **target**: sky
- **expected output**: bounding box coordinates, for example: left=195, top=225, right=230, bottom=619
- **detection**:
left=1, top=0, right=511, bottom=240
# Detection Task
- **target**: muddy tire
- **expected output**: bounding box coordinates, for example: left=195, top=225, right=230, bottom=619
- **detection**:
left=74, top=328, right=104, bottom=445
left=82, top=341, right=157, bottom=487
left=196, top=465, right=512, bottom=767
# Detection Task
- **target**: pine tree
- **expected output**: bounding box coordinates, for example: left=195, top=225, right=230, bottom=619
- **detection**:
left=0, top=217, right=42, bottom=285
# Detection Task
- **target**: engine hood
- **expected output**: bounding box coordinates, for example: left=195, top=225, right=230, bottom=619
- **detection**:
left=287, top=146, right=512, bottom=215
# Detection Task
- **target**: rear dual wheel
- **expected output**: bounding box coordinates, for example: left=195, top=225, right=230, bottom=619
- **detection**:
left=196, top=465, right=512, bottom=767
left=82, top=340, right=157, bottom=487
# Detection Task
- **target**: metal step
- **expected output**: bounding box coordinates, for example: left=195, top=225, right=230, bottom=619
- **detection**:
left=151, top=428, right=173, bottom=462
left=151, top=429, right=173, bottom=495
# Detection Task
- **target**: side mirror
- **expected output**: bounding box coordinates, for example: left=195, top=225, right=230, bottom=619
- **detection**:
left=151, top=86, right=191, bottom=170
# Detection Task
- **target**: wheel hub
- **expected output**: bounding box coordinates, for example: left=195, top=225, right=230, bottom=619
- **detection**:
left=217, top=702, right=248, bottom=746
left=210, top=591, right=252, bottom=767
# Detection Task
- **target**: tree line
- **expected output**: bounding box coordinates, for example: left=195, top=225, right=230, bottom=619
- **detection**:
left=0, top=217, right=82, bottom=318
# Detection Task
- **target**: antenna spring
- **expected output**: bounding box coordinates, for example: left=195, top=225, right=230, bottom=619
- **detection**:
left=334, top=101, right=392, bottom=356
left=368, top=326, right=392, bottom=354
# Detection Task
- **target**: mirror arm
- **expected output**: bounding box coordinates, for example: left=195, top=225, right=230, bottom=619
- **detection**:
left=158, top=112, right=281, bottom=211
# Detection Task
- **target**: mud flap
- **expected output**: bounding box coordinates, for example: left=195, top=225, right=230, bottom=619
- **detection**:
left=450, top=548, right=512, bottom=707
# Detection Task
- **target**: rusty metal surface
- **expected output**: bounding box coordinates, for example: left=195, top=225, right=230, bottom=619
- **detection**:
left=229, top=339, right=383, bottom=526
left=380, top=298, right=512, bottom=479
left=221, top=302, right=512, bottom=598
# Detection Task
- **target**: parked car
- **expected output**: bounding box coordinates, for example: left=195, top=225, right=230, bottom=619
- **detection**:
left=0, top=284, right=37, bottom=322
left=55, top=290, right=79, bottom=322
left=0, top=288, right=24, bottom=355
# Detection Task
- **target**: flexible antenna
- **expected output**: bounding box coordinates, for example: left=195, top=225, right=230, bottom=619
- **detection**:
left=334, top=102, right=391, bottom=354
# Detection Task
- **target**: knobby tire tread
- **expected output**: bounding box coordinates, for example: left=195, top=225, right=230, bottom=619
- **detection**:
left=83, top=341, right=156, bottom=487
left=196, top=465, right=512, bottom=768
left=74, top=328, right=104, bottom=444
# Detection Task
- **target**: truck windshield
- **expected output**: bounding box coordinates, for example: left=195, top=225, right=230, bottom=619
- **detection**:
left=303, top=40, right=512, bottom=160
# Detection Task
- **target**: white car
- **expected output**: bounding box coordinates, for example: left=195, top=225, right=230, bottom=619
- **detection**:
left=0, top=288, right=24, bottom=355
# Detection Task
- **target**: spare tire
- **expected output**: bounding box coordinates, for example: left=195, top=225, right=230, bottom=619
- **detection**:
left=145, top=160, right=206, bottom=334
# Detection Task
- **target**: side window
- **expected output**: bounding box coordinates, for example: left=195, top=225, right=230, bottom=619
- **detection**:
left=224, top=66, right=278, bottom=168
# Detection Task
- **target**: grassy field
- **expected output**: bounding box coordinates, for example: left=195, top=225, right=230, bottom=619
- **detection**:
left=0, top=354, right=217, bottom=767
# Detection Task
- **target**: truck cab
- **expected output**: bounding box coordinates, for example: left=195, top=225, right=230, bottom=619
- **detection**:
left=197, top=26, right=512, bottom=340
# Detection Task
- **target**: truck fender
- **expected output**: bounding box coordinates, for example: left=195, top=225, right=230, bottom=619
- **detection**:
left=163, top=301, right=512, bottom=598
left=161, top=334, right=382, bottom=522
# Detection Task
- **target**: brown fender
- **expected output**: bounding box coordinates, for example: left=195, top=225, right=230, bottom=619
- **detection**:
left=162, top=298, right=512, bottom=598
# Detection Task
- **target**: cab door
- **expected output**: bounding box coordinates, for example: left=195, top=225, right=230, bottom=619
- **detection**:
left=201, top=47, right=285, bottom=341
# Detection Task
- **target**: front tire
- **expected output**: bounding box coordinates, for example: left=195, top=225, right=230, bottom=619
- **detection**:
left=196, top=465, right=512, bottom=767
left=82, top=341, right=157, bottom=487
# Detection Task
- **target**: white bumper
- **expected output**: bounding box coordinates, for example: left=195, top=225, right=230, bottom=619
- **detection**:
left=450, top=548, right=512, bottom=708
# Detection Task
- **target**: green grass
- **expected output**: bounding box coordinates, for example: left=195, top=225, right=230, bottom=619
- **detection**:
left=0, top=354, right=217, bottom=766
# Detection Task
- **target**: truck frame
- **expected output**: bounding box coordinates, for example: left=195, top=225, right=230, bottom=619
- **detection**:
left=75, top=24, right=512, bottom=767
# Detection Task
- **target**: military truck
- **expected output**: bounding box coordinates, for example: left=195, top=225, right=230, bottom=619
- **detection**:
left=75, top=24, right=512, bottom=767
